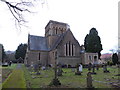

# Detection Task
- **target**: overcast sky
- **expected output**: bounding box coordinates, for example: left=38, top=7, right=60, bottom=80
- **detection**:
left=0, top=0, right=119, bottom=54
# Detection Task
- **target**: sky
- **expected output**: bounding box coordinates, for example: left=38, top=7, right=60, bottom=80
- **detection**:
left=0, top=0, right=119, bottom=54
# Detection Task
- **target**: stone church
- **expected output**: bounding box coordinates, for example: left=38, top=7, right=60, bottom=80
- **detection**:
left=25, top=20, right=99, bottom=67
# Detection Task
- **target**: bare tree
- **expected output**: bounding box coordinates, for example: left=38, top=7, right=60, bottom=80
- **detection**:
left=1, top=0, right=46, bottom=29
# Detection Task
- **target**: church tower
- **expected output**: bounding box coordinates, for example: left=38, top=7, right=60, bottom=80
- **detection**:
left=45, top=20, right=70, bottom=49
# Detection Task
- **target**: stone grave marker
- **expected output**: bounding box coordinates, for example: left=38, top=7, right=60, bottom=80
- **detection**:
left=33, top=64, right=41, bottom=75
left=103, top=64, right=110, bottom=73
left=88, top=63, right=92, bottom=71
left=57, top=64, right=63, bottom=76
left=41, top=66, right=46, bottom=70
left=75, top=64, right=82, bottom=75
left=87, top=72, right=94, bottom=88
left=96, top=64, right=99, bottom=70
left=91, top=64, right=97, bottom=74
left=71, top=68, right=75, bottom=72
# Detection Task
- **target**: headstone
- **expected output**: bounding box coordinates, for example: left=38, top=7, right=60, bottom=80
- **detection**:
left=57, top=68, right=63, bottom=76
left=91, top=64, right=97, bottom=74
left=33, top=64, right=40, bottom=75
left=41, top=66, right=46, bottom=70
left=75, top=64, right=82, bottom=75
left=103, top=64, right=110, bottom=73
left=79, top=64, right=83, bottom=72
left=88, top=63, right=92, bottom=71
left=57, top=64, right=63, bottom=76
left=87, top=72, right=93, bottom=88
left=71, top=68, right=75, bottom=72
left=96, top=64, right=99, bottom=70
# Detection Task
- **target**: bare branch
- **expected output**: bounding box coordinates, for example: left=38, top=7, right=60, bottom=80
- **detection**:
left=1, top=0, right=34, bottom=30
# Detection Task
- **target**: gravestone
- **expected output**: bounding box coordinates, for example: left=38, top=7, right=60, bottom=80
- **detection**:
left=96, top=64, right=99, bottom=70
left=57, top=64, right=63, bottom=76
left=71, top=68, right=75, bottom=72
left=33, top=64, right=40, bottom=75
left=103, top=64, right=110, bottom=73
left=41, top=66, right=46, bottom=70
left=88, top=63, right=92, bottom=71
left=75, top=64, right=82, bottom=75
left=79, top=64, right=83, bottom=72
left=91, top=64, right=97, bottom=74
left=87, top=72, right=94, bottom=88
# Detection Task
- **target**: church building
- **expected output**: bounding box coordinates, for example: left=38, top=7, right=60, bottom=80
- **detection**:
left=24, top=20, right=98, bottom=67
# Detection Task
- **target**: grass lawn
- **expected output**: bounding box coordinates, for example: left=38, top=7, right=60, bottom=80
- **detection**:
left=2, top=64, right=17, bottom=83
left=23, top=65, right=119, bottom=88
left=2, top=64, right=26, bottom=88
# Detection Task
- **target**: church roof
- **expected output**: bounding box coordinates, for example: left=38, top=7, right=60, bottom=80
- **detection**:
left=29, top=35, right=48, bottom=51
left=28, top=29, right=80, bottom=51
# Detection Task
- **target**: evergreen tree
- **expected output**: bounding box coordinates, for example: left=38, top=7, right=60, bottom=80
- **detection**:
left=112, top=53, right=118, bottom=65
left=2, top=45, right=6, bottom=62
left=15, top=43, right=27, bottom=60
left=84, top=28, right=103, bottom=59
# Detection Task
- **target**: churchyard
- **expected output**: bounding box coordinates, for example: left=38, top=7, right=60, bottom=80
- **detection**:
left=1, top=64, right=120, bottom=89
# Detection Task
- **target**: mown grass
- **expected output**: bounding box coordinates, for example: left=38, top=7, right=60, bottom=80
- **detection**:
left=2, top=64, right=17, bottom=83
left=23, top=65, right=119, bottom=88
left=2, top=64, right=26, bottom=88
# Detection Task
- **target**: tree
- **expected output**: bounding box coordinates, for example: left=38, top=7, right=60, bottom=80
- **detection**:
left=1, top=0, right=45, bottom=28
left=84, top=28, right=103, bottom=59
left=15, top=43, right=27, bottom=61
left=2, top=45, right=6, bottom=62
left=112, top=53, right=118, bottom=65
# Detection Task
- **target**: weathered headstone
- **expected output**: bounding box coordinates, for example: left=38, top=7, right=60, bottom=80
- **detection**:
left=71, top=68, right=75, bottom=72
left=103, top=64, right=110, bottom=73
left=87, top=72, right=93, bottom=88
left=33, top=64, right=40, bottom=75
left=57, top=64, right=63, bottom=76
left=88, top=63, right=92, bottom=71
left=41, top=66, right=46, bottom=70
left=75, top=64, right=82, bottom=75
left=96, top=64, right=99, bottom=70
left=91, top=64, right=97, bottom=74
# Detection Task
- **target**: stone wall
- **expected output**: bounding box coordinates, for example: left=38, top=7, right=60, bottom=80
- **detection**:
left=57, top=56, right=81, bottom=67
left=25, top=50, right=48, bottom=66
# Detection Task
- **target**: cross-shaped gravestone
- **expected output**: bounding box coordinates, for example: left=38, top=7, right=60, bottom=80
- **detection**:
left=50, top=50, right=61, bottom=86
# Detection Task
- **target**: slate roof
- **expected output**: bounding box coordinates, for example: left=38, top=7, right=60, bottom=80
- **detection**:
left=28, top=29, right=80, bottom=51
left=29, top=35, right=48, bottom=51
